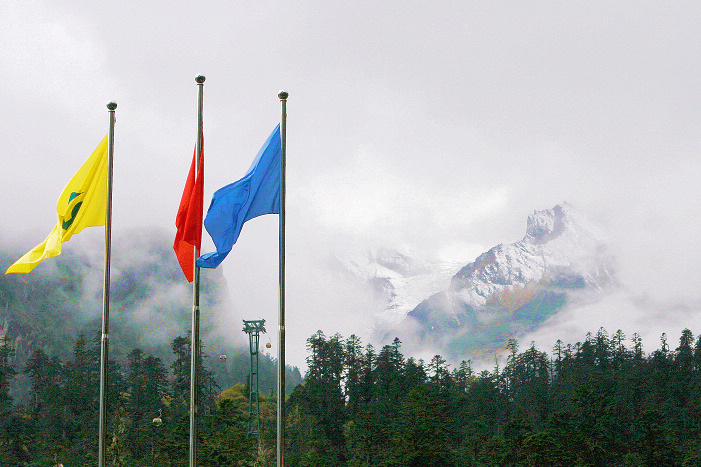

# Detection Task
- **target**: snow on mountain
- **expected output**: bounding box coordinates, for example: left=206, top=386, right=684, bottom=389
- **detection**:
left=449, top=202, right=614, bottom=310
left=338, top=202, right=616, bottom=360
left=335, top=248, right=466, bottom=332
left=393, top=202, right=616, bottom=359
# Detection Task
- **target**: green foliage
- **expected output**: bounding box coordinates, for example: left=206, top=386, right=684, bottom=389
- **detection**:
left=395, top=384, right=456, bottom=466
left=285, top=328, right=701, bottom=467
left=0, top=330, right=297, bottom=466
left=2, top=323, right=701, bottom=466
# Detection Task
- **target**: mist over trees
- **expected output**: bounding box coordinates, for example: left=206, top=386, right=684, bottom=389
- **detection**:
left=0, top=326, right=700, bottom=465
left=3, top=242, right=701, bottom=465
left=0, top=231, right=235, bottom=367
left=0, top=238, right=264, bottom=405
left=1, top=236, right=302, bottom=464
left=0, top=330, right=301, bottom=466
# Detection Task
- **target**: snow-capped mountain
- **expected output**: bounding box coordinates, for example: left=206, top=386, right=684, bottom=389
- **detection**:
left=449, top=202, right=613, bottom=311
left=392, top=202, right=616, bottom=359
left=339, top=203, right=616, bottom=360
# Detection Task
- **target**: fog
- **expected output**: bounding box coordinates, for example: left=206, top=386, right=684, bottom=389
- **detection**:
left=2, top=1, right=701, bottom=368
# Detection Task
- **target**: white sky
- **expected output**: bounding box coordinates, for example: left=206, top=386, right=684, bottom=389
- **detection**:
left=2, top=1, right=701, bottom=367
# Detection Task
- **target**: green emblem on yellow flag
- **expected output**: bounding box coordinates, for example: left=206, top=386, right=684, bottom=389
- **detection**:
left=6, top=136, right=109, bottom=274
left=61, top=192, right=85, bottom=230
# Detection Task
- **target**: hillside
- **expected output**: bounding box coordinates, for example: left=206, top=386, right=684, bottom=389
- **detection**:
left=0, top=227, right=301, bottom=402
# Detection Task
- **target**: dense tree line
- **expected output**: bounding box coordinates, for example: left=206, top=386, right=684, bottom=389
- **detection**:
left=286, top=328, right=701, bottom=467
left=0, top=331, right=286, bottom=466
left=1, top=327, right=701, bottom=466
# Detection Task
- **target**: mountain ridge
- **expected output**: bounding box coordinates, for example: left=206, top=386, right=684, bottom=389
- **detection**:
left=335, top=203, right=616, bottom=360
left=400, top=202, right=615, bottom=359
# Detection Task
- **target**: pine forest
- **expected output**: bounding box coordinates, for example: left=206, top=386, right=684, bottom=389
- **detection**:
left=0, top=327, right=700, bottom=466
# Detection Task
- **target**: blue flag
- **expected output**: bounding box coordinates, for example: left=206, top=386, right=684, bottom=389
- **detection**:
left=197, top=125, right=281, bottom=268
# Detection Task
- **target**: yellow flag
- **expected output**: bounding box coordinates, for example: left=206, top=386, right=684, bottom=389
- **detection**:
left=6, top=136, right=109, bottom=274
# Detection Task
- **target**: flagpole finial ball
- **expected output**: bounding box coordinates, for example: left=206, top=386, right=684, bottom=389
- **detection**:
left=195, top=75, right=206, bottom=84
left=278, top=90, right=289, bottom=100
left=106, top=102, right=117, bottom=111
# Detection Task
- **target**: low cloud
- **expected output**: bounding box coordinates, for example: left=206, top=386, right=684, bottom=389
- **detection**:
left=519, top=289, right=701, bottom=357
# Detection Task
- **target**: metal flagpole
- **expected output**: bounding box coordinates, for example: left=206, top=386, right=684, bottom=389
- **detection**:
left=98, top=101, right=117, bottom=467
left=189, top=75, right=205, bottom=467
left=277, top=90, right=288, bottom=467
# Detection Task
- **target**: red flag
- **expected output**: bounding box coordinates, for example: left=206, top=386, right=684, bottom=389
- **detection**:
left=174, top=138, right=204, bottom=282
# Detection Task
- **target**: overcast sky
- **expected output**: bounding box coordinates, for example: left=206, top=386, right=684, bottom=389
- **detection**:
left=2, top=1, right=701, bottom=367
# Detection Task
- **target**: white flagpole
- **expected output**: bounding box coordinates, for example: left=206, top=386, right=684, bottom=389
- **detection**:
left=98, top=101, right=116, bottom=467
left=277, top=90, right=288, bottom=467
left=189, top=74, right=205, bottom=467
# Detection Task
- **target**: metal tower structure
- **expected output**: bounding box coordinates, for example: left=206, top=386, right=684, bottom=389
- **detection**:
left=242, top=319, right=266, bottom=437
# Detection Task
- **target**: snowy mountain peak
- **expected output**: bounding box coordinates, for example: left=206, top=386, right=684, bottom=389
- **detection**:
left=388, top=202, right=617, bottom=359
left=524, top=202, right=605, bottom=245
left=452, top=203, right=613, bottom=305
left=338, top=202, right=615, bottom=358
left=525, top=203, right=570, bottom=243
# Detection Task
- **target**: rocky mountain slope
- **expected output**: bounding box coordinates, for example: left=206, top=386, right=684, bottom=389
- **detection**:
left=339, top=203, right=616, bottom=360
left=399, top=203, right=615, bottom=359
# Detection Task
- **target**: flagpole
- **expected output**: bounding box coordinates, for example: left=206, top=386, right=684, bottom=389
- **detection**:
left=189, top=75, right=205, bottom=467
left=98, top=101, right=116, bottom=467
left=277, top=90, right=288, bottom=467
